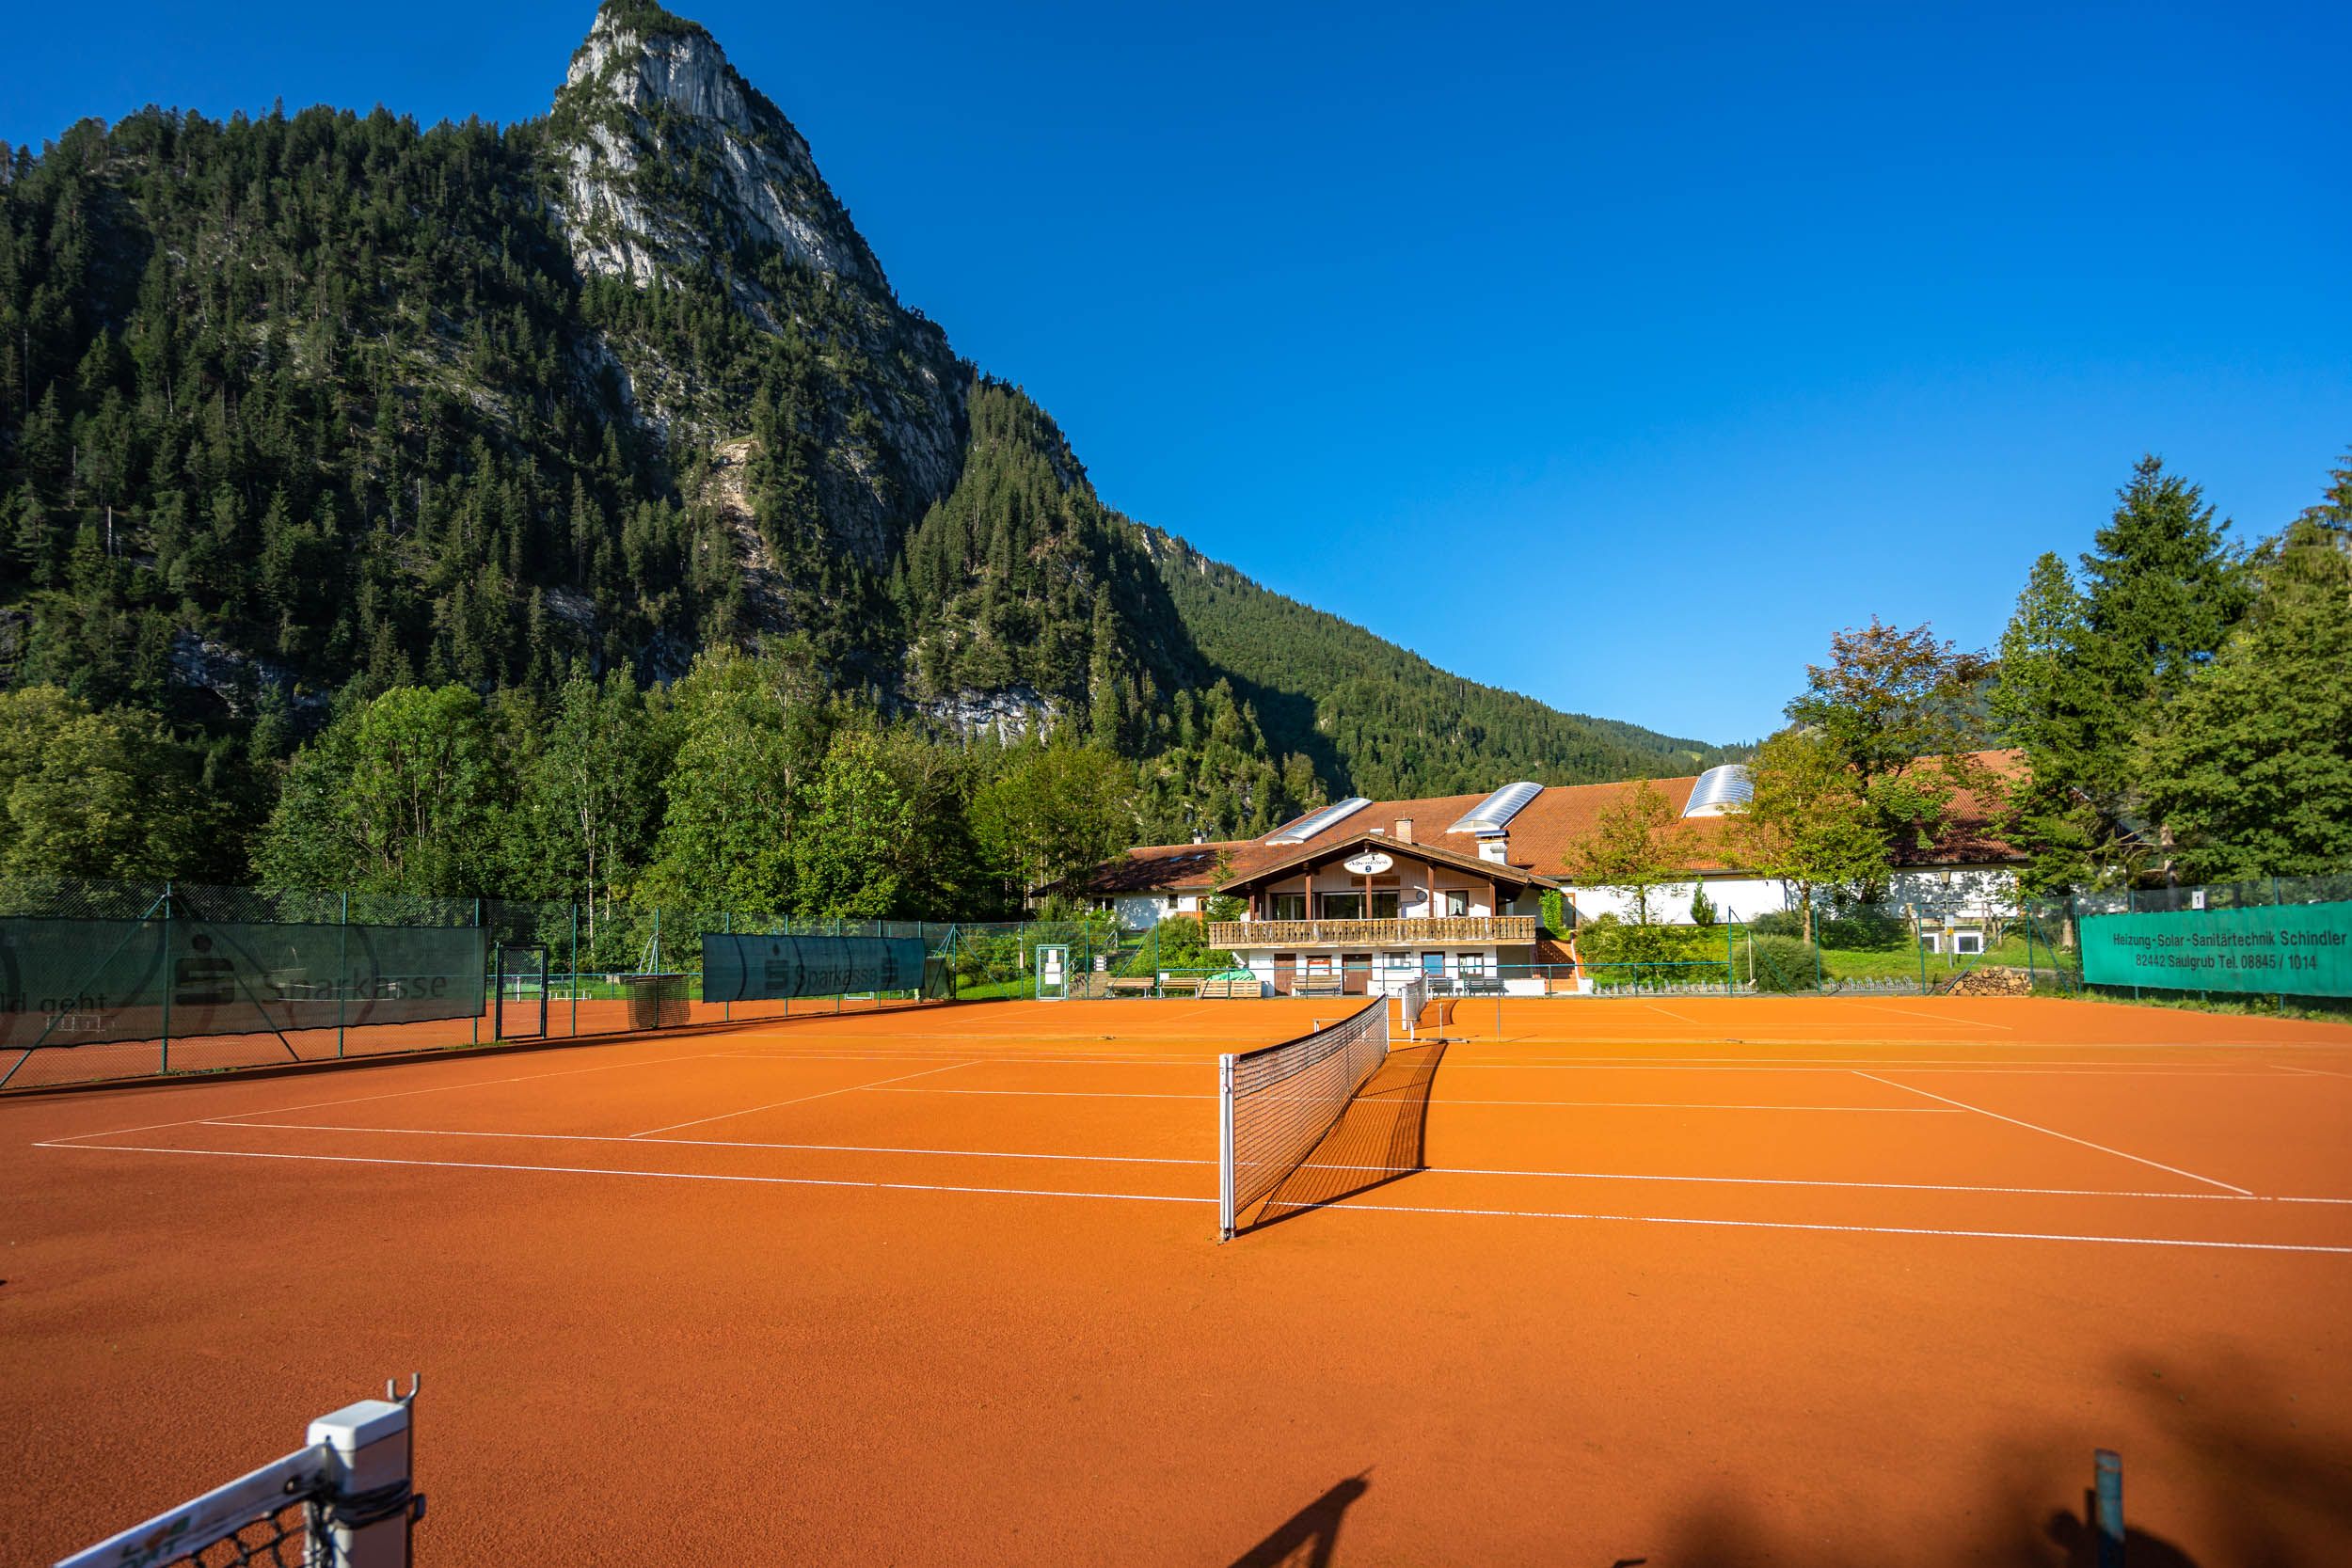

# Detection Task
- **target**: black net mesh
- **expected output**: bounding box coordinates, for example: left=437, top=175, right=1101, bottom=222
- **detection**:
left=168, top=1500, right=314, bottom=1567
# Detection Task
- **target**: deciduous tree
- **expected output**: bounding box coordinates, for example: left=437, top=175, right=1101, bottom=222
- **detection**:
left=1560, top=779, right=1692, bottom=926
left=1729, top=728, right=1889, bottom=941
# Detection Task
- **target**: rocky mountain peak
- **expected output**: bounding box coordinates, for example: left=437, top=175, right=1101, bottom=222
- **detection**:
left=551, top=0, right=885, bottom=293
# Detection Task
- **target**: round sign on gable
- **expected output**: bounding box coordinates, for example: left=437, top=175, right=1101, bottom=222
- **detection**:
left=1341, top=850, right=1394, bottom=876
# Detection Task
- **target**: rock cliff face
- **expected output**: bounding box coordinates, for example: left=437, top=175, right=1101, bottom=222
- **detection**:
left=552, top=5, right=882, bottom=292
left=548, top=2, right=966, bottom=564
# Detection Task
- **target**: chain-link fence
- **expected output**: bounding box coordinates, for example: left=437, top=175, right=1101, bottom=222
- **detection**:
left=0, top=875, right=983, bottom=1093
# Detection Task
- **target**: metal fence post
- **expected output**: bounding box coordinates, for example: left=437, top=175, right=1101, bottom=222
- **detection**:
left=564, top=902, right=575, bottom=1037
left=722, top=911, right=731, bottom=1022
left=1724, top=917, right=1734, bottom=995
left=337, top=891, right=348, bottom=1059
left=470, top=897, right=481, bottom=1045
left=159, top=883, right=173, bottom=1075
left=1811, top=893, right=1823, bottom=992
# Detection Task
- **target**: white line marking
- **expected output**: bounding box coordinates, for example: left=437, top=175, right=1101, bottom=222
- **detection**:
left=33, top=1140, right=1211, bottom=1206
left=1855, top=1002, right=2013, bottom=1030
left=224, top=1052, right=736, bottom=1121
left=857, top=1085, right=1961, bottom=1111
left=207, top=1119, right=1209, bottom=1165
left=1643, top=1003, right=1699, bottom=1025
left=28, top=1051, right=731, bottom=1142
left=194, top=1120, right=2352, bottom=1203
left=1436, top=1098, right=1963, bottom=1113
left=1439, top=1063, right=2298, bottom=1078
left=710, top=1049, right=1209, bottom=1067
left=37, top=1141, right=2350, bottom=1255
left=1315, top=1198, right=2352, bottom=1254
left=629, top=1060, right=978, bottom=1136
left=1851, top=1071, right=2254, bottom=1196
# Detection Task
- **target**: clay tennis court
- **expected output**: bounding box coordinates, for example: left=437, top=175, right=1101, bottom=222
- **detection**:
left=6, top=994, right=2351, bottom=1564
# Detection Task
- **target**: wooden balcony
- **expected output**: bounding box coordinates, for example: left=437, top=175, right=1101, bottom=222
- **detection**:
left=1207, top=916, right=1537, bottom=949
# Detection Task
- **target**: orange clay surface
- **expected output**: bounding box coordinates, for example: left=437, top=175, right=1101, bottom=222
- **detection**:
left=4, top=994, right=2350, bottom=1565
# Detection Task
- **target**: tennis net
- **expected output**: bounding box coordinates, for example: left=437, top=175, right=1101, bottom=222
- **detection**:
left=56, top=1379, right=421, bottom=1568
left=1397, top=975, right=1429, bottom=1040
left=1218, top=994, right=1391, bottom=1239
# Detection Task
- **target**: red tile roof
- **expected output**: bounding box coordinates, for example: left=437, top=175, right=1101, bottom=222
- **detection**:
left=1076, top=753, right=2023, bottom=895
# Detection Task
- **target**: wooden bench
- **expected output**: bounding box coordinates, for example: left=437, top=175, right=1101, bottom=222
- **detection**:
left=1155, top=975, right=1202, bottom=997
left=1198, top=976, right=1263, bottom=999
left=1105, top=976, right=1157, bottom=997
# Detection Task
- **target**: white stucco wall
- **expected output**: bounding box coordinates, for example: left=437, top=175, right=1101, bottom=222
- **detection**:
left=1565, top=867, right=2019, bottom=927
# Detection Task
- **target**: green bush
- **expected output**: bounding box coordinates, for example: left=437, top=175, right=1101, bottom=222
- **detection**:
left=1118, top=913, right=1234, bottom=975
left=1747, top=910, right=1804, bottom=939
left=1819, top=906, right=1908, bottom=952
left=1747, top=935, right=1820, bottom=992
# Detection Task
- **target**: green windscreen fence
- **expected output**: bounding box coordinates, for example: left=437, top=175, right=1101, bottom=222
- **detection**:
left=700, top=932, right=933, bottom=1003
left=2080, top=901, right=2352, bottom=997
left=0, top=915, right=488, bottom=1051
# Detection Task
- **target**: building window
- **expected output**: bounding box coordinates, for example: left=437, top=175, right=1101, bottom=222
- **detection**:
left=1319, top=893, right=1366, bottom=920
left=1440, top=889, right=1470, bottom=917
left=1268, top=893, right=1307, bottom=922
left=1381, top=951, right=1414, bottom=973
left=1371, top=891, right=1401, bottom=919
left=1918, top=932, right=1943, bottom=955
left=1952, top=930, right=1984, bottom=956
left=1458, top=953, right=1486, bottom=976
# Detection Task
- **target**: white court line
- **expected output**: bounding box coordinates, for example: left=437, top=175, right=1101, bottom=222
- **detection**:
left=629, top=1060, right=977, bottom=1137
left=2277, top=1064, right=2352, bottom=1079
left=35, top=1140, right=2350, bottom=1255
left=1438, top=1061, right=2297, bottom=1077
left=1435, top=1098, right=1961, bottom=1113
left=207, top=1119, right=1211, bottom=1165
left=1855, top=1003, right=2014, bottom=1030
left=711, top=1050, right=1208, bottom=1067
left=192, top=1119, right=2352, bottom=1204
left=866, top=1086, right=1212, bottom=1101
left=35, top=1141, right=1209, bottom=1207
left=860, top=1085, right=1959, bottom=1112
left=1644, top=1004, right=1699, bottom=1025
left=1852, top=1071, right=2253, bottom=1196
left=36, top=1051, right=734, bottom=1144
left=1315, top=1197, right=2352, bottom=1255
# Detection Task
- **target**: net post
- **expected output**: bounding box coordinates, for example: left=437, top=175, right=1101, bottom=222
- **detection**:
left=2091, top=1449, right=2123, bottom=1568
left=469, top=897, right=481, bottom=1045
left=1216, top=1053, right=1237, bottom=1242
left=308, top=1386, right=419, bottom=1568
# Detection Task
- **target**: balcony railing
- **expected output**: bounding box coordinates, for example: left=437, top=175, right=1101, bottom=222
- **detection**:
left=1207, top=916, right=1537, bottom=949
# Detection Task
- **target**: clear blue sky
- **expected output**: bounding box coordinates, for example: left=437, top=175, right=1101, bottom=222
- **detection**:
left=9, top=2, right=2347, bottom=744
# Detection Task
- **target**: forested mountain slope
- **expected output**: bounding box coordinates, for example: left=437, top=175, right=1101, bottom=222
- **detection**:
left=0, top=0, right=1726, bottom=881
left=1146, top=531, right=1735, bottom=796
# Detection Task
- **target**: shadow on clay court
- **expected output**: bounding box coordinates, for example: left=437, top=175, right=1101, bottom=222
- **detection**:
left=1226, top=1473, right=1370, bottom=1568
left=1248, top=1040, right=1448, bottom=1234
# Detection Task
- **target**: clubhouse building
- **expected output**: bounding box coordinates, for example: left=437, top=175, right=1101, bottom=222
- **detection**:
left=1071, top=761, right=2025, bottom=996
